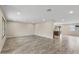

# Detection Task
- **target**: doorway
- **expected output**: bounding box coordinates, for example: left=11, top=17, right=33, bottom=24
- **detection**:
left=53, top=26, right=61, bottom=39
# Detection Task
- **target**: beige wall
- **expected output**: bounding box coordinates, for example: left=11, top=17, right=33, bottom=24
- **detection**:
left=6, top=22, right=34, bottom=38
left=35, top=22, right=54, bottom=39
left=61, top=24, right=70, bottom=34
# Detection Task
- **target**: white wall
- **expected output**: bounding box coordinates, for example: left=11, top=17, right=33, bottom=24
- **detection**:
left=0, top=10, right=3, bottom=52
left=7, top=22, right=34, bottom=38
left=35, top=22, right=54, bottom=39
left=7, top=21, right=54, bottom=39
left=0, top=8, right=6, bottom=52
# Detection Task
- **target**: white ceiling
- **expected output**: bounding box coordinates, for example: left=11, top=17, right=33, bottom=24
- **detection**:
left=1, top=5, right=79, bottom=23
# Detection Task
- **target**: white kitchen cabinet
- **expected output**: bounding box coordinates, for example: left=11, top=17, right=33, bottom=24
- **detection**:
left=63, top=35, right=79, bottom=51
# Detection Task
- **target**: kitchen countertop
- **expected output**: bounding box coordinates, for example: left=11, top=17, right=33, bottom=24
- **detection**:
left=62, top=33, right=79, bottom=37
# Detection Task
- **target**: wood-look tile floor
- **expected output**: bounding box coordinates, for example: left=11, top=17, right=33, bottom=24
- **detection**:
left=1, top=35, right=79, bottom=54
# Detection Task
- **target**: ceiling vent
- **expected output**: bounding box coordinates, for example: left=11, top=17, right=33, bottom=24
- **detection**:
left=46, top=8, right=52, bottom=12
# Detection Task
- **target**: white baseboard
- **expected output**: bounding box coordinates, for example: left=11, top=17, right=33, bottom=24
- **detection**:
left=34, top=34, right=53, bottom=39
left=7, top=34, right=53, bottom=39
left=7, top=35, right=34, bottom=38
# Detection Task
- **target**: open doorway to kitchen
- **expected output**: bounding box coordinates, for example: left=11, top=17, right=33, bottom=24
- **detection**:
left=53, top=25, right=61, bottom=39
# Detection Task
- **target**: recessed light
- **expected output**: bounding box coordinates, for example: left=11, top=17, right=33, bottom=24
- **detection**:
left=69, top=10, right=74, bottom=14
left=43, top=19, right=46, bottom=21
left=17, top=11, right=21, bottom=15
left=62, top=19, right=65, bottom=21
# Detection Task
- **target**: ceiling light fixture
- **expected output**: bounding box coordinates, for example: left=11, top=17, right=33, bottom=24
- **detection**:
left=69, top=10, right=74, bottom=14
left=43, top=19, right=46, bottom=21
left=17, top=11, right=21, bottom=15
left=46, top=8, right=52, bottom=12
left=62, top=19, right=65, bottom=21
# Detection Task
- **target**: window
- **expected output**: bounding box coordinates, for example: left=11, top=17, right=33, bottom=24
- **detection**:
left=69, top=25, right=75, bottom=31
left=75, top=25, right=79, bottom=32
